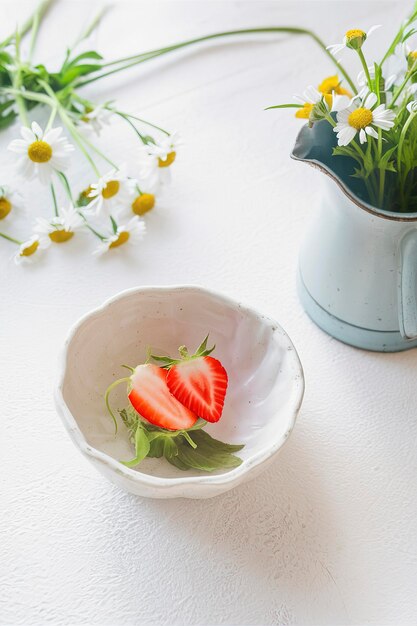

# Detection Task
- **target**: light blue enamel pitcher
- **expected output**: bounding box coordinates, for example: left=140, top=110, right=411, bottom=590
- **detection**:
left=292, top=119, right=417, bottom=352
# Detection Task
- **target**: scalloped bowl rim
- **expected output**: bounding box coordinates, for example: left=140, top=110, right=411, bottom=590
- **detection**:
left=54, top=285, right=305, bottom=494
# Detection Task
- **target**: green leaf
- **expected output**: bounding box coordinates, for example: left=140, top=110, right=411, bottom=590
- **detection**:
left=59, top=64, right=103, bottom=85
left=147, top=435, right=165, bottom=458
left=121, top=425, right=150, bottom=468
left=165, top=453, right=190, bottom=471
left=190, top=428, right=245, bottom=454
left=265, top=103, right=303, bottom=110
left=65, top=50, right=103, bottom=69
left=176, top=444, right=242, bottom=472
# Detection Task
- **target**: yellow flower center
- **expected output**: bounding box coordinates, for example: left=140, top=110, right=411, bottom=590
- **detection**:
left=318, top=75, right=352, bottom=97
left=0, top=197, right=12, bottom=219
left=348, top=107, right=373, bottom=130
left=131, top=193, right=155, bottom=216
left=102, top=180, right=120, bottom=199
left=345, top=29, right=366, bottom=41
left=109, top=231, right=129, bottom=248
left=410, top=51, right=417, bottom=59
left=295, top=103, right=314, bottom=119
left=49, top=229, right=74, bottom=243
left=158, top=151, right=176, bottom=168
left=27, top=140, right=52, bottom=163
left=20, top=240, right=39, bottom=257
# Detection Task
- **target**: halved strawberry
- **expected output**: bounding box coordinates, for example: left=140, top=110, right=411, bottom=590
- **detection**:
left=167, top=355, right=228, bottom=423
left=128, top=364, right=198, bottom=431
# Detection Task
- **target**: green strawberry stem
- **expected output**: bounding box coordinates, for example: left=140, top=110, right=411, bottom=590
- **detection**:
left=104, top=376, right=131, bottom=435
left=182, top=431, right=197, bottom=449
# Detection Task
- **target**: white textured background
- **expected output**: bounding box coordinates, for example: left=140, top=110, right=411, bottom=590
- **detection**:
left=1, top=1, right=417, bottom=624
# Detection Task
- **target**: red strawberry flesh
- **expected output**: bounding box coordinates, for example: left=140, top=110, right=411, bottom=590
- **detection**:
left=128, top=364, right=197, bottom=431
left=167, top=356, right=228, bottom=423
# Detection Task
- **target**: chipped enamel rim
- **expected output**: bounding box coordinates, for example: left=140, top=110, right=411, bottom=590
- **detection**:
left=55, top=285, right=305, bottom=495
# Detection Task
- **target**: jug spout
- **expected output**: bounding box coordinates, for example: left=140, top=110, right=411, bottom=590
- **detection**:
left=291, top=119, right=379, bottom=216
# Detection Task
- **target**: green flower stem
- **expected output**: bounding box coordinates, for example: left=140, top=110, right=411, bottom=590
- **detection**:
left=13, top=35, right=29, bottom=126
left=3, top=87, right=51, bottom=106
left=380, top=7, right=417, bottom=67
left=28, top=6, right=40, bottom=62
left=0, top=231, right=21, bottom=245
left=0, top=0, right=55, bottom=48
left=57, top=171, right=74, bottom=204
left=72, top=6, right=108, bottom=49
left=347, top=139, right=379, bottom=206
left=50, top=182, right=59, bottom=217
left=45, top=105, right=57, bottom=132
left=116, top=112, right=148, bottom=143
left=104, top=376, right=132, bottom=435
left=390, top=61, right=417, bottom=108
left=324, top=113, right=336, bottom=127
left=59, top=108, right=101, bottom=177
left=357, top=48, right=372, bottom=92
left=377, top=129, right=384, bottom=209
left=77, top=27, right=357, bottom=94
left=77, top=132, right=118, bottom=169
left=77, top=210, right=106, bottom=241
left=182, top=431, right=197, bottom=449
left=110, top=109, right=170, bottom=136
left=397, top=109, right=416, bottom=210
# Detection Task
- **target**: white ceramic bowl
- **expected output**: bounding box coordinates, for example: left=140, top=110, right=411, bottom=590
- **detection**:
left=55, top=286, right=304, bottom=499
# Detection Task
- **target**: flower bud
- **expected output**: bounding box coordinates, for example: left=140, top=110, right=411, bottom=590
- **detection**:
left=344, top=29, right=367, bottom=51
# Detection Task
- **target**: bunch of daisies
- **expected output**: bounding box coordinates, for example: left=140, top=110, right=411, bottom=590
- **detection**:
left=0, top=1, right=179, bottom=264
left=268, top=4, right=417, bottom=212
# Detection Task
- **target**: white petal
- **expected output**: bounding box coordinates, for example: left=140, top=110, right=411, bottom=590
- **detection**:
left=8, top=139, right=28, bottom=153
left=31, top=121, right=43, bottom=138
left=44, top=127, right=63, bottom=144
left=21, top=127, right=34, bottom=142
left=367, top=25, right=382, bottom=38
left=359, top=129, right=367, bottom=144
left=332, top=94, right=350, bottom=112
left=364, top=92, right=377, bottom=109
left=365, top=126, right=378, bottom=138
left=337, top=126, right=357, bottom=146
left=37, top=163, right=53, bottom=185
left=372, top=104, right=385, bottom=116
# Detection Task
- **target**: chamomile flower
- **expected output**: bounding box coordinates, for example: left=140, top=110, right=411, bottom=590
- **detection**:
left=86, top=166, right=131, bottom=215
left=327, top=25, right=381, bottom=57
left=77, top=105, right=112, bottom=136
left=146, top=132, right=180, bottom=167
left=14, top=234, right=50, bottom=265
left=34, top=205, right=84, bottom=243
left=8, top=122, right=74, bottom=185
left=334, top=92, right=395, bottom=146
left=130, top=191, right=156, bottom=216
left=0, top=185, right=21, bottom=220
left=318, top=75, right=352, bottom=98
left=407, top=100, right=417, bottom=113
left=294, top=85, right=350, bottom=119
left=93, top=216, right=146, bottom=255
left=137, top=132, right=181, bottom=185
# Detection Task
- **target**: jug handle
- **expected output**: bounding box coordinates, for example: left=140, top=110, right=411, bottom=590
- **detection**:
left=399, top=229, right=417, bottom=340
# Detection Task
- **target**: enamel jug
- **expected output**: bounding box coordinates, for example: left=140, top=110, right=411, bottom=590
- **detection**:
left=292, top=119, right=417, bottom=352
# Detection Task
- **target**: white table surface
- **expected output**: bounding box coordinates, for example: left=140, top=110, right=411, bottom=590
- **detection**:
left=1, top=1, right=417, bottom=624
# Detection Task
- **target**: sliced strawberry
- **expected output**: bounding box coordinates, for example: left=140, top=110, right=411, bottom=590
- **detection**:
left=128, top=364, right=197, bottom=431
left=167, top=356, right=228, bottom=423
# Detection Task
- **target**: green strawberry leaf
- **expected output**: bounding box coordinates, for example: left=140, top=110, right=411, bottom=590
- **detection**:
left=121, top=424, right=150, bottom=467
left=189, top=428, right=244, bottom=453
left=117, top=407, right=244, bottom=471
left=175, top=443, right=242, bottom=472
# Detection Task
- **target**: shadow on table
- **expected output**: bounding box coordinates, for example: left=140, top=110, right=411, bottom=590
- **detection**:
left=123, top=422, right=347, bottom=621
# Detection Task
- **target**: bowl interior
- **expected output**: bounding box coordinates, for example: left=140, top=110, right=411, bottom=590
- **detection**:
left=61, top=288, right=302, bottom=479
